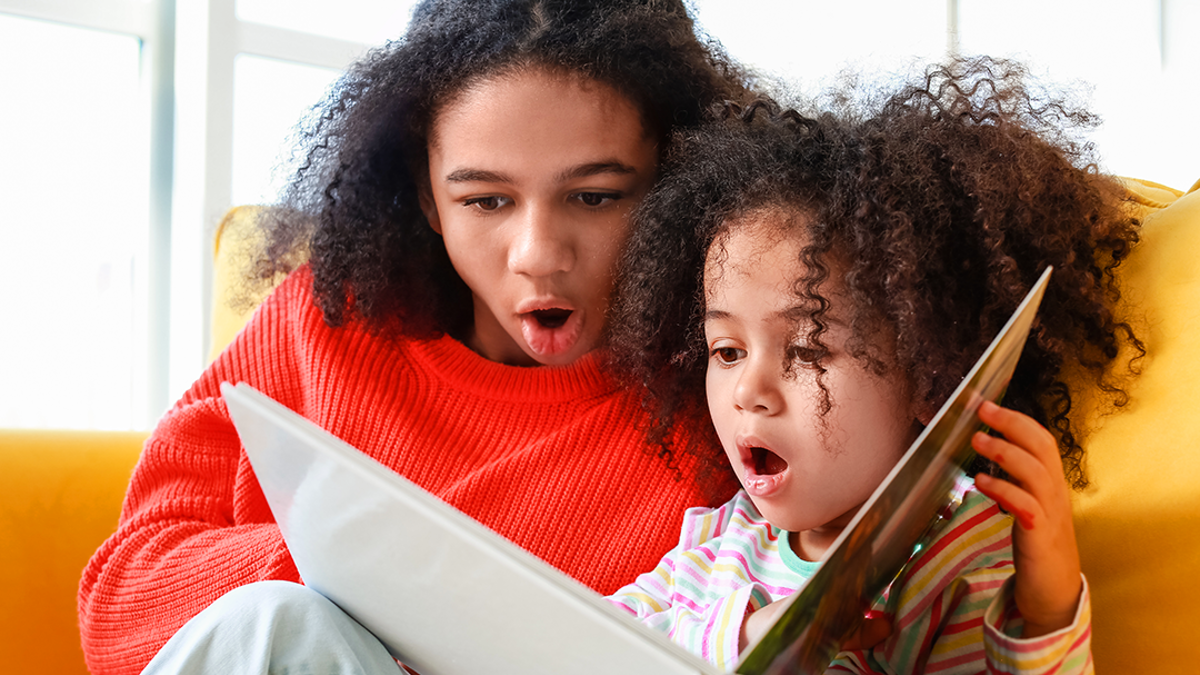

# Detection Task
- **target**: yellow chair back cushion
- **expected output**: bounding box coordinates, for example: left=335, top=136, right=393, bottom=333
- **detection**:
left=0, top=430, right=144, bottom=675
left=209, top=205, right=292, bottom=362
left=1069, top=177, right=1200, bottom=670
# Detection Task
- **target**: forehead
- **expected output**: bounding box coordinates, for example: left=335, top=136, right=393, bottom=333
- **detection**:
left=705, top=210, right=807, bottom=293
left=428, top=67, right=648, bottom=149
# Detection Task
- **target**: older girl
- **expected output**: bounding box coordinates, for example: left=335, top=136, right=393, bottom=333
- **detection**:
left=78, top=1, right=748, bottom=673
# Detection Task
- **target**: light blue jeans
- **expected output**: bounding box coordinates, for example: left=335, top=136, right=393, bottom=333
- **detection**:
left=141, top=581, right=407, bottom=675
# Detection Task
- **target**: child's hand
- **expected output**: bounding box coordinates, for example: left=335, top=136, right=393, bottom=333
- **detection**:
left=972, top=401, right=1083, bottom=638
left=739, top=598, right=893, bottom=653
left=740, top=597, right=788, bottom=651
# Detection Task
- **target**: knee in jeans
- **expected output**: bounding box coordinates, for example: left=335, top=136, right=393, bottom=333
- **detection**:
left=211, top=580, right=328, bottom=623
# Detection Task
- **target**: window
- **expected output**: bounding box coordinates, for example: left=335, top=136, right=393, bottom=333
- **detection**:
left=231, top=55, right=341, bottom=206
left=1, top=0, right=1195, bottom=430
left=0, top=14, right=148, bottom=429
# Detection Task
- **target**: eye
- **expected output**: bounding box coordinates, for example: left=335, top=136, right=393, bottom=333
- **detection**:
left=710, top=345, right=746, bottom=367
left=573, top=191, right=620, bottom=208
left=786, top=342, right=828, bottom=367
left=463, top=195, right=511, bottom=211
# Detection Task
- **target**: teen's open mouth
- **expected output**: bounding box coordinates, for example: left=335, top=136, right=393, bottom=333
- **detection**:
left=520, top=307, right=584, bottom=358
left=531, top=308, right=572, bottom=329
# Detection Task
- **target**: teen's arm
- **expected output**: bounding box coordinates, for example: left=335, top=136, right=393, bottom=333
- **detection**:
left=77, top=271, right=312, bottom=675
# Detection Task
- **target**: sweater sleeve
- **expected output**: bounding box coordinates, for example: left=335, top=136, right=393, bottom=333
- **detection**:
left=77, top=271, right=312, bottom=675
left=981, top=575, right=1093, bottom=674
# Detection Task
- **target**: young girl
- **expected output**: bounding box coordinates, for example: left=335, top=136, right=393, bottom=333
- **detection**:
left=607, top=59, right=1142, bottom=672
left=78, top=1, right=748, bottom=673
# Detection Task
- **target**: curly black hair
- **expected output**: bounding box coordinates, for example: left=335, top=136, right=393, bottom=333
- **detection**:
left=610, top=58, right=1144, bottom=488
left=249, top=0, right=750, bottom=339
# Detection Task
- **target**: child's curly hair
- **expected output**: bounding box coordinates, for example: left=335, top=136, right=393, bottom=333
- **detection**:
left=610, top=58, right=1144, bottom=488
left=249, top=0, right=749, bottom=339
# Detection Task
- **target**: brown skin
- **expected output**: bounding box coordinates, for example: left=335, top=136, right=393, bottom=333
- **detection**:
left=421, top=68, right=658, bottom=367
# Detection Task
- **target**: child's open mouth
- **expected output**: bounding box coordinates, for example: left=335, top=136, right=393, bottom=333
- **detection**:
left=740, top=441, right=789, bottom=498
left=520, top=307, right=583, bottom=357
left=752, top=446, right=789, bottom=476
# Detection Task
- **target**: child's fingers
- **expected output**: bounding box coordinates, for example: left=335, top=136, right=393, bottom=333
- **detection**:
left=842, top=614, right=893, bottom=651
left=972, top=431, right=1054, bottom=501
left=976, top=401, right=1063, bottom=479
left=973, top=472, right=1041, bottom=530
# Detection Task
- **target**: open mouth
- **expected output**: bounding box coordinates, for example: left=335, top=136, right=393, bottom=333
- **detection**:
left=531, top=308, right=572, bottom=329
left=520, top=305, right=584, bottom=358
left=751, top=446, right=789, bottom=476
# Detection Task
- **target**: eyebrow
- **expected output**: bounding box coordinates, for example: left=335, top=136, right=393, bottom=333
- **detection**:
left=445, top=168, right=512, bottom=184
left=555, top=161, right=638, bottom=182
left=443, top=160, right=638, bottom=185
left=704, top=306, right=845, bottom=326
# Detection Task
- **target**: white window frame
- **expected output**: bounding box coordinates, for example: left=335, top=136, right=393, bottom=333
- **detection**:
left=1, top=0, right=371, bottom=423
left=169, top=0, right=371, bottom=403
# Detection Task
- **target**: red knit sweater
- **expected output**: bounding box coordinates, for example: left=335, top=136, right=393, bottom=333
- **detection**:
left=78, top=267, right=735, bottom=675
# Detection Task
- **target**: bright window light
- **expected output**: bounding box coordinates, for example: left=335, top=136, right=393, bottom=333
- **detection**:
left=0, top=14, right=148, bottom=429
left=236, top=0, right=416, bottom=46
left=693, top=0, right=946, bottom=91
left=959, top=0, right=1194, bottom=190
left=232, top=55, right=342, bottom=206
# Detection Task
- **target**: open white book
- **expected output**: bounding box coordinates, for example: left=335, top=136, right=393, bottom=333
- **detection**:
left=222, top=267, right=1051, bottom=675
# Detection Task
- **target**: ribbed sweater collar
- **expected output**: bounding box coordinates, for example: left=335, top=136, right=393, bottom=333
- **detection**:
left=408, top=333, right=620, bottom=403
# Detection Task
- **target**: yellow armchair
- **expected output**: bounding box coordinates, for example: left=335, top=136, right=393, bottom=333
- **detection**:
left=1068, top=177, right=1200, bottom=668
left=1, top=183, right=1197, bottom=673
left=0, top=205, right=277, bottom=674
left=0, top=430, right=145, bottom=675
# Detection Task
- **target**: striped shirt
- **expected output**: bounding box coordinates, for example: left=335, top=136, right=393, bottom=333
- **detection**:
left=607, top=488, right=1092, bottom=673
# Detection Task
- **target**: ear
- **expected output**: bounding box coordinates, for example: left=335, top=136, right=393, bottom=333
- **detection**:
left=913, top=399, right=936, bottom=427
left=418, top=182, right=442, bottom=235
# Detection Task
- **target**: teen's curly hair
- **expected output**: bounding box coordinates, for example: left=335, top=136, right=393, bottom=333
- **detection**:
left=610, top=58, right=1144, bottom=488
left=248, top=0, right=749, bottom=339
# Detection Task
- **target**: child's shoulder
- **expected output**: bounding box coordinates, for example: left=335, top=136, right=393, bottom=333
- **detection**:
left=677, top=490, right=776, bottom=549
left=920, top=485, right=1011, bottom=560
left=893, top=485, right=1014, bottom=609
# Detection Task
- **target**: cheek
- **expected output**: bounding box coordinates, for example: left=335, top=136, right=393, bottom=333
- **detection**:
left=578, top=220, right=633, bottom=302
left=440, top=220, right=502, bottom=281
left=593, top=217, right=633, bottom=266
left=705, top=370, right=734, bottom=439
left=849, top=386, right=917, bottom=465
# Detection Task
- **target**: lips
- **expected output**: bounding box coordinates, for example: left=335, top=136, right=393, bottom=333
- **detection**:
left=519, top=302, right=583, bottom=357
left=738, top=437, right=790, bottom=498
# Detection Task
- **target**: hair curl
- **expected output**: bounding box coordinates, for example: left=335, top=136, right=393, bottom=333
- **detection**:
left=249, top=0, right=749, bottom=339
left=610, top=58, right=1144, bottom=488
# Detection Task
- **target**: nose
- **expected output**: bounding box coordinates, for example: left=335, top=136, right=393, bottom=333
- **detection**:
left=507, top=205, right=574, bottom=278
left=732, top=354, right=785, bottom=415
